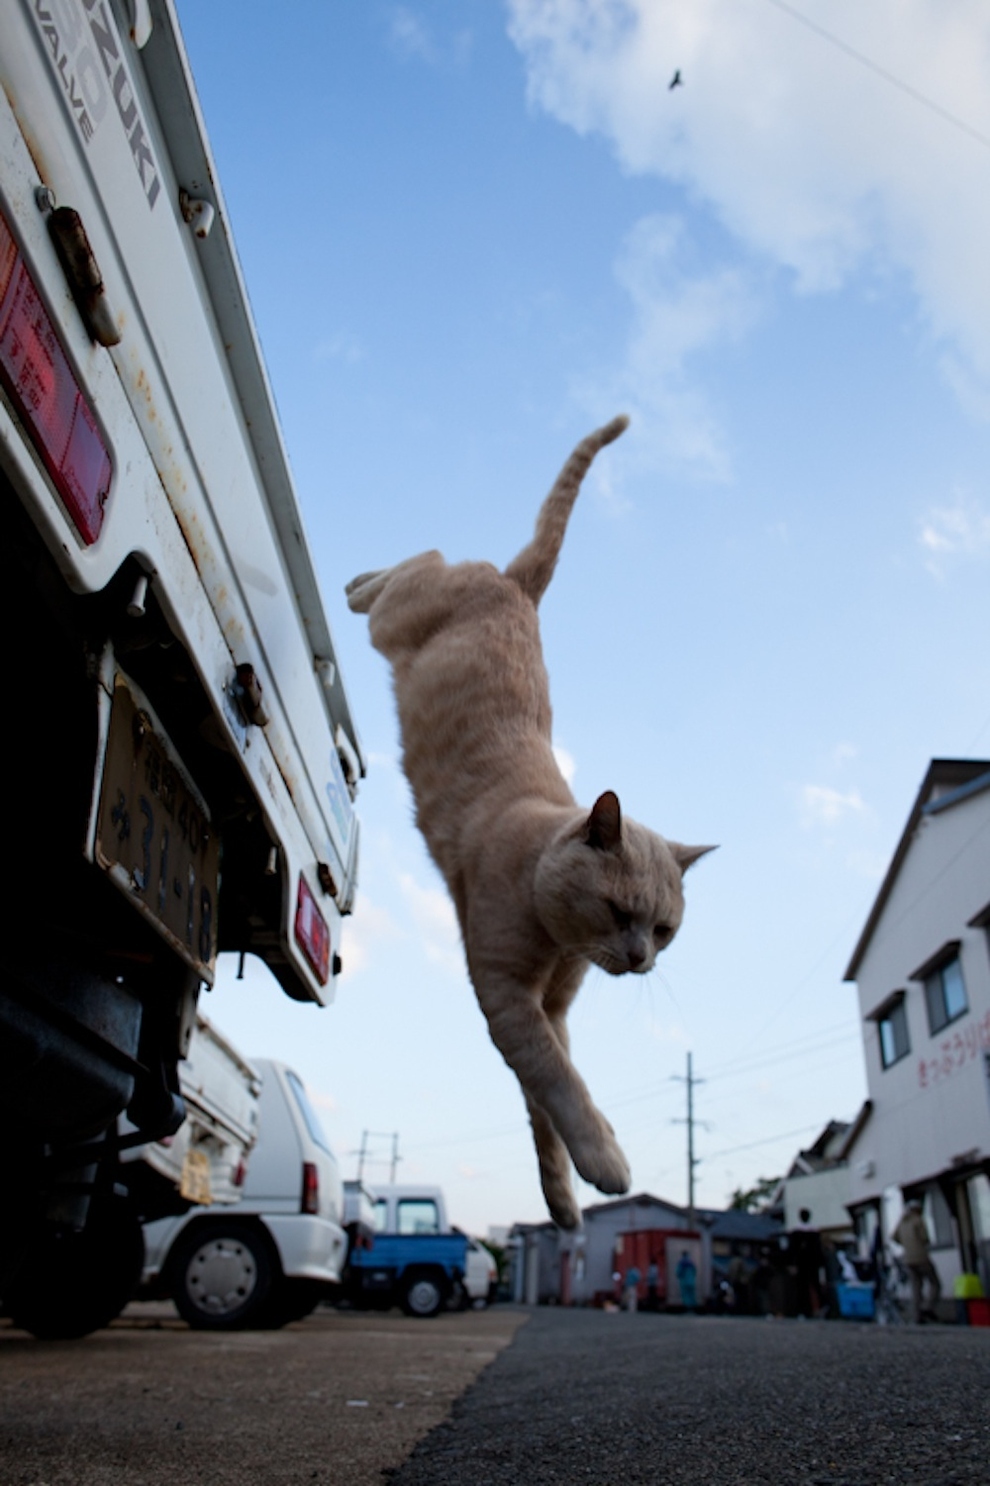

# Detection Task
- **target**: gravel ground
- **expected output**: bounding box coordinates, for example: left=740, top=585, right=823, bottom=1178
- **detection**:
left=0, top=1302, right=525, bottom=1486
left=390, top=1309, right=990, bottom=1486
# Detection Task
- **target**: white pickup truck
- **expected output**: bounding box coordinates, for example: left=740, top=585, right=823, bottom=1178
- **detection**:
left=123, top=1012, right=261, bottom=1216
left=0, top=0, right=362, bottom=1338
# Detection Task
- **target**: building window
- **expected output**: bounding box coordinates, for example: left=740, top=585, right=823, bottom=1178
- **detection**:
left=969, top=901, right=990, bottom=961
left=876, top=996, right=910, bottom=1069
left=924, top=955, right=968, bottom=1035
left=920, top=1185, right=955, bottom=1249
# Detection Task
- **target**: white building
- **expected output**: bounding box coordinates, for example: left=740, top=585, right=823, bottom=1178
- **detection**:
left=781, top=1114, right=871, bottom=1241
left=843, top=759, right=990, bottom=1302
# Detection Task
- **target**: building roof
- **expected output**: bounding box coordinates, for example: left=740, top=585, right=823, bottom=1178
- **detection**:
left=844, top=759, right=990, bottom=981
left=580, top=1191, right=688, bottom=1220
left=786, top=1119, right=852, bottom=1175
left=696, top=1208, right=783, bottom=1241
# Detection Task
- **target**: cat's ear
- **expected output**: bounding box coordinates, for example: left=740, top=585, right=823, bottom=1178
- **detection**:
left=670, top=842, right=717, bottom=874
left=584, top=791, right=622, bottom=852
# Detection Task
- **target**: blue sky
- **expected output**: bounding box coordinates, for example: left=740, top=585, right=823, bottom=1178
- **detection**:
left=176, top=1, right=990, bottom=1236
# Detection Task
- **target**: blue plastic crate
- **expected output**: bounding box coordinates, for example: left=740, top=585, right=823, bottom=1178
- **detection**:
left=835, top=1282, right=875, bottom=1319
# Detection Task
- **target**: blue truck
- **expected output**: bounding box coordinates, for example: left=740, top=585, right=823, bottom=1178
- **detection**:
left=346, top=1231, right=469, bottom=1317
left=342, top=1183, right=472, bottom=1317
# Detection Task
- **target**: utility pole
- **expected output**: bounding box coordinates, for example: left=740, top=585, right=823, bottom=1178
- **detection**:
left=355, top=1130, right=401, bottom=1185
left=671, top=1053, right=704, bottom=1229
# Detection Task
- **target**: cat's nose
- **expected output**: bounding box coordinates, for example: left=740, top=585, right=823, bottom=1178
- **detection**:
left=627, top=940, right=648, bottom=970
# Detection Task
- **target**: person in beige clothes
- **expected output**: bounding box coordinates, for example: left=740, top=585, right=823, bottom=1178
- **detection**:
left=892, top=1199, right=941, bottom=1323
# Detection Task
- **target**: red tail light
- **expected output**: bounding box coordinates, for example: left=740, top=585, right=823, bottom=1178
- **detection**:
left=294, top=875, right=331, bottom=985
left=232, top=1159, right=247, bottom=1188
left=301, top=1161, right=319, bottom=1215
left=0, top=209, right=112, bottom=545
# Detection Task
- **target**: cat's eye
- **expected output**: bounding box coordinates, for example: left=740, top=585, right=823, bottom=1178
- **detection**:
left=653, top=924, right=672, bottom=946
left=608, top=901, right=632, bottom=931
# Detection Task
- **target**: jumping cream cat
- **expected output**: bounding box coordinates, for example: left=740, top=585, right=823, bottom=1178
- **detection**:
left=346, top=417, right=713, bottom=1229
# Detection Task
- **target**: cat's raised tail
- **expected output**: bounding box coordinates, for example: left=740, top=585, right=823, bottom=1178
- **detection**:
left=504, top=415, right=629, bottom=606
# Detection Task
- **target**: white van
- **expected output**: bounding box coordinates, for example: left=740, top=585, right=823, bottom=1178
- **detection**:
left=143, top=1060, right=346, bottom=1329
left=463, top=1237, right=499, bottom=1307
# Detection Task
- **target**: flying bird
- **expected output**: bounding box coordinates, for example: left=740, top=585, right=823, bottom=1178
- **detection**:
left=669, top=70, right=683, bottom=89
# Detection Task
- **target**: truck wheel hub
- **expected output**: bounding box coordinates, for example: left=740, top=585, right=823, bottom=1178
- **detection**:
left=186, top=1238, right=257, bottom=1315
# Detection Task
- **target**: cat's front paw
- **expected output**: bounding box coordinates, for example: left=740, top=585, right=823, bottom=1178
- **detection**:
left=571, top=1127, right=631, bottom=1196
left=548, top=1190, right=582, bottom=1230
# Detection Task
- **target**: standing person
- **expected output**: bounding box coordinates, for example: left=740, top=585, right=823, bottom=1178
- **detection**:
left=646, top=1254, right=660, bottom=1311
left=676, top=1250, right=698, bottom=1310
left=893, top=1199, right=941, bottom=1323
left=753, top=1245, right=776, bottom=1316
left=623, top=1264, right=641, bottom=1312
left=790, top=1208, right=823, bottom=1318
left=727, top=1246, right=753, bottom=1315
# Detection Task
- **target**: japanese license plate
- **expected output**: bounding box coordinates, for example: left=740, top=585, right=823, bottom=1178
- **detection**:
left=95, top=675, right=220, bottom=979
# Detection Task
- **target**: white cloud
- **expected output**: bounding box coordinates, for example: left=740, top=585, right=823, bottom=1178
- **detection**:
left=339, top=895, right=402, bottom=979
left=800, top=783, right=866, bottom=826
left=844, top=848, right=889, bottom=881
left=399, top=872, right=464, bottom=975
left=508, top=0, right=990, bottom=406
left=314, top=332, right=366, bottom=365
left=574, top=213, right=757, bottom=480
left=918, top=496, right=990, bottom=576
left=552, top=741, right=577, bottom=784
left=389, top=6, right=437, bottom=63
left=644, top=1012, right=688, bottom=1048
left=388, top=7, right=473, bottom=68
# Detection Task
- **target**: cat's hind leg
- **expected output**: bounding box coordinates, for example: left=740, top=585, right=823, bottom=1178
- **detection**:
left=346, top=552, right=448, bottom=615
left=345, top=568, right=392, bottom=614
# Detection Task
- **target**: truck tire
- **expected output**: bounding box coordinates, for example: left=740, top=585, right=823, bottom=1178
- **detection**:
left=400, top=1270, right=448, bottom=1318
left=4, top=1200, right=144, bottom=1340
left=169, top=1222, right=277, bottom=1330
left=260, top=1278, right=326, bottom=1327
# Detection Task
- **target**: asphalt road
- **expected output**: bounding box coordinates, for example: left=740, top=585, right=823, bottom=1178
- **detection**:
left=1, top=1304, right=988, bottom=1485
left=393, top=1308, right=990, bottom=1486
left=0, top=1302, right=524, bottom=1486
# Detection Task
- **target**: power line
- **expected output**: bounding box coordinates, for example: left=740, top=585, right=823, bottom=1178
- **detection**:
left=738, top=910, right=866, bottom=1051
left=601, top=1020, right=859, bottom=1112
left=399, top=1020, right=864, bottom=1165
left=706, top=1120, right=823, bottom=1162
left=704, top=1029, right=860, bottom=1085
left=759, top=0, right=990, bottom=151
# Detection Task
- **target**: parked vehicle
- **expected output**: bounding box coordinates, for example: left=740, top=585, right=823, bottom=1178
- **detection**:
left=345, top=1228, right=469, bottom=1318
left=342, top=1184, right=489, bottom=1317
left=144, top=1094, right=481, bottom=1326
left=123, top=1012, right=261, bottom=1216
left=0, top=1, right=362, bottom=1339
left=463, top=1236, right=499, bottom=1307
left=143, top=1058, right=347, bottom=1330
